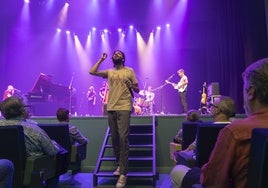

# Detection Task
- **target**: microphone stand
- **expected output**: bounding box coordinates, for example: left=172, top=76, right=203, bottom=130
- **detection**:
left=153, top=74, right=176, bottom=114
left=153, top=82, right=168, bottom=115
left=68, top=73, right=74, bottom=115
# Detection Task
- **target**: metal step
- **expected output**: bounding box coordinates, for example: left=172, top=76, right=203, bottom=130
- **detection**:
left=101, top=156, right=153, bottom=161
left=95, top=171, right=156, bottom=177
left=105, top=144, right=153, bottom=148
left=93, top=118, right=157, bottom=186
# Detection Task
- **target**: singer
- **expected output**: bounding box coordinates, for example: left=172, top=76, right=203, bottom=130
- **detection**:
left=89, top=50, right=140, bottom=188
left=2, top=85, right=15, bottom=100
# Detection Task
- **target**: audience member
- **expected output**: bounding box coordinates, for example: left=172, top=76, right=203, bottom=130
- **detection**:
left=56, top=107, right=88, bottom=145
left=171, top=58, right=268, bottom=188
left=171, top=96, right=236, bottom=167
left=0, top=96, right=60, bottom=157
left=0, top=159, right=14, bottom=188
left=173, top=109, right=201, bottom=144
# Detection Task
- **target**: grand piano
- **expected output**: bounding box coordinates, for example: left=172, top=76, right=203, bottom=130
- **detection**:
left=27, top=73, right=72, bottom=116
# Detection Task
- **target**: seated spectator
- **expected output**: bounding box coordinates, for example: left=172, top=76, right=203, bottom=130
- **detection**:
left=56, top=108, right=88, bottom=145
left=0, top=96, right=60, bottom=157
left=170, top=95, right=236, bottom=187
left=0, top=159, right=14, bottom=188
left=171, top=58, right=268, bottom=188
left=173, top=109, right=202, bottom=144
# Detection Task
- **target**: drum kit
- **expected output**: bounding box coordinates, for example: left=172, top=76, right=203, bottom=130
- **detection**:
left=133, top=90, right=153, bottom=115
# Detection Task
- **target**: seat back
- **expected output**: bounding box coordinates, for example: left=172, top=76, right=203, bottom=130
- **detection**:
left=38, top=123, right=71, bottom=152
left=247, top=128, right=268, bottom=188
left=182, top=122, right=200, bottom=150
left=0, top=125, right=26, bottom=188
left=38, top=123, right=71, bottom=174
left=195, top=123, right=227, bottom=167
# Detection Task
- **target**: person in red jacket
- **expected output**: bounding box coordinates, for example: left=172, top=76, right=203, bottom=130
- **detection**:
left=170, top=58, right=268, bottom=188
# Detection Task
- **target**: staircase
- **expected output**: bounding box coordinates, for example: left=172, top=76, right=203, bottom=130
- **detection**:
left=93, top=116, right=158, bottom=186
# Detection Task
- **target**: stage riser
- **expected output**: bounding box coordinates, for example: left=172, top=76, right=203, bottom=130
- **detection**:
left=32, top=115, right=245, bottom=173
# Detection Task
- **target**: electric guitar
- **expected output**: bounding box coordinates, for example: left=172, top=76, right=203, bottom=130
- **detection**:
left=165, top=80, right=187, bottom=92
left=200, top=82, right=207, bottom=105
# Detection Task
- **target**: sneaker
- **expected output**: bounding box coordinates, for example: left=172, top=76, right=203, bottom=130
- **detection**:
left=116, top=175, right=127, bottom=188
left=113, top=166, right=120, bottom=175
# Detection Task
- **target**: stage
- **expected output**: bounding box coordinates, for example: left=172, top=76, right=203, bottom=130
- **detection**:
left=30, top=114, right=245, bottom=174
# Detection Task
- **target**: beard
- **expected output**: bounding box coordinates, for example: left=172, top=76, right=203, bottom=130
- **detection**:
left=113, top=57, right=123, bottom=65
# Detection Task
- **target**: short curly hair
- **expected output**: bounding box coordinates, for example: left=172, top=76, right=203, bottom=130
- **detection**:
left=242, top=58, right=268, bottom=105
left=216, top=96, right=236, bottom=118
left=56, top=107, right=69, bottom=122
left=0, top=96, right=26, bottom=119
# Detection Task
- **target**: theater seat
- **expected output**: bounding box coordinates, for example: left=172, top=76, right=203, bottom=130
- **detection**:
left=181, top=122, right=200, bottom=150
left=246, top=128, right=268, bottom=188
left=38, top=124, right=87, bottom=174
left=174, top=122, right=227, bottom=168
left=192, top=128, right=268, bottom=188
left=69, top=143, right=87, bottom=174
left=38, top=124, right=71, bottom=175
left=195, top=123, right=227, bottom=167
left=0, top=125, right=58, bottom=188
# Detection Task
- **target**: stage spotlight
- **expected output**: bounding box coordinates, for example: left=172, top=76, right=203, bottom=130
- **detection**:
left=157, top=26, right=161, bottom=30
left=24, top=0, right=30, bottom=3
left=118, top=28, right=122, bottom=32
left=166, top=23, right=170, bottom=28
left=92, top=27, right=96, bottom=31
left=65, top=2, right=70, bottom=7
left=66, top=30, right=70, bottom=34
left=129, top=25, right=134, bottom=29
left=57, top=28, right=62, bottom=32
left=104, top=29, right=108, bottom=33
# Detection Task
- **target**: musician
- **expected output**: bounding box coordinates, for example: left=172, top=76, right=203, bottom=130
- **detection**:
left=99, top=81, right=109, bottom=115
left=177, top=69, right=188, bottom=114
left=86, top=86, right=96, bottom=116
left=144, top=86, right=155, bottom=114
left=2, top=85, right=15, bottom=101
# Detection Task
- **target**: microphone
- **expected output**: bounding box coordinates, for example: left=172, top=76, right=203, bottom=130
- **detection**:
left=14, top=88, right=21, bottom=92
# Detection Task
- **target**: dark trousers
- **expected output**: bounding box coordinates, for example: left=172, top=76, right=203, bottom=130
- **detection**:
left=87, top=101, right=95, bottom=115
left=108, top=110, right=131, bottom=175
left=102, top=104, right=108, bottom=115
left=181, top=167, right=201, bottom=188
left=179, top=91, right=188, bottom=113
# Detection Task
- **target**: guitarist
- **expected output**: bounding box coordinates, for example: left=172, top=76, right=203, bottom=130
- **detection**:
left=176, top=69, right=188, bottom=114
left=166, top=69, right=188, bottom=114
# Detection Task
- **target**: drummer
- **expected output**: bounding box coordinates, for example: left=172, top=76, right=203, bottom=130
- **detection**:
left=138, top=86, right=155, bottom=114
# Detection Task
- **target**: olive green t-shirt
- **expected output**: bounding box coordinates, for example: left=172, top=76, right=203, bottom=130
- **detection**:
left=107, top=66, right=138, bottom=111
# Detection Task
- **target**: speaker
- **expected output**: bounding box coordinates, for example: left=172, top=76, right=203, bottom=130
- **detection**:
left=208, top=82, right=220, bottom=96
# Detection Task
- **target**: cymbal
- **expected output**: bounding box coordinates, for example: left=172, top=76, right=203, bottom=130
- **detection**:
left=139, top=90, right=147, bottom=96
